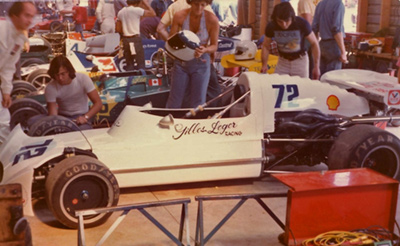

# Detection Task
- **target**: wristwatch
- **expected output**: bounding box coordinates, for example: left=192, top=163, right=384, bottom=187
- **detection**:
left=84, top=115, right=89, bottom=120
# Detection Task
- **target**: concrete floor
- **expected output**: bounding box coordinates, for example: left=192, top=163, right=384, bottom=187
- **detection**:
left=27, top=165, right=400, bottom=246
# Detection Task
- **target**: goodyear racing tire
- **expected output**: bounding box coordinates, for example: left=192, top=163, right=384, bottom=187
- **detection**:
left=45, top=156, right=120, bottom=228
left=26, top=68, right=51, bottom=90
left=327, top=125, right=400, bottom=180
left=9, top=98, right=47, bottom=130
left=28, top=115, right=80, bottom=136
left=11, top=81, right=37, bottom=99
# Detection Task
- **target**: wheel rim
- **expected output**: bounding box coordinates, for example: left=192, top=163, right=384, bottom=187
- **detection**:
left=31, top=74, right=51, bottom=89
left=60, top=173, right=113, bottom=223
left=361, top=146, right=400, bottom=178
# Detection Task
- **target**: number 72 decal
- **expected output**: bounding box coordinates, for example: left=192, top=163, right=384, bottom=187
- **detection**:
left=272, top=84, right=299, bottom=108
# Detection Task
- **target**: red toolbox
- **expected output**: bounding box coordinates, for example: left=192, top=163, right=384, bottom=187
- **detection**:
left=272, top=168, right=399, bottom=245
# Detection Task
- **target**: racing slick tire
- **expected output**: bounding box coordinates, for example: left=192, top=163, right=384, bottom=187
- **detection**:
left=28, top=115, right=80, bottom=136
left=327, top=124, right=400, bottom=180
left=20, top=58, right=46, bottom=68
left=11, top=80, right=37, bottom=99
left=45, top=156, right=120, bottom=228
left=9, top=98, right=47, bottom=130
left=26, top=68, right=51, bottom=90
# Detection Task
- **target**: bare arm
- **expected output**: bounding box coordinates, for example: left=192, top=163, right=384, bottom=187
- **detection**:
left=75, top=89, right=102, bottom=125
left=156, top=22, right=169, bottom=41
left=261, top=36, right=272, bottom=73
left=195, top=13, right=219, bottom=58
left=334, top=32, right=347, bottom=64
left=86, top=89, right=102, bottom=119
left=141, top=0, right=156, bottom=17
left=47, top=102, right=58, bottom=116
left=116, top=20, right=122, bottom=34
left=306, top=32, right=321, bottom=79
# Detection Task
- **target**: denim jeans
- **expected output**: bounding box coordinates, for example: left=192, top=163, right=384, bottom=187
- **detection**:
left=320, top=39, right=342, bottom=76
left=167, top=54, right=211, bottom=108
left=123, top=36, right=145, bottom=71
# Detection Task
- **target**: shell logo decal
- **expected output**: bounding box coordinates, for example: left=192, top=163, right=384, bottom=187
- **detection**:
left=326, top=95, right=340, bottom=111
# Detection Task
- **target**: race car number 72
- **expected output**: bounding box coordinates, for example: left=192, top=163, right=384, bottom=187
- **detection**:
left=272, top=84, right=299, bottom=108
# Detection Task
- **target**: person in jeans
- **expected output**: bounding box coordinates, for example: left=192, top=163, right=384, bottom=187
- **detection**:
left=312, top=0, right=347, bottom=76
left=166, top=0, right=219, bottom=108
left=116, top=0, right=155, bottom=70
left=261, top=2, right=320, bottom=79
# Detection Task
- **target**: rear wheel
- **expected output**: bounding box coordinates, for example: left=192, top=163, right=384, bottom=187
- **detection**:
left=45, top=156, right=119, bottom=228
left=328, top=124, right=400, bottom=180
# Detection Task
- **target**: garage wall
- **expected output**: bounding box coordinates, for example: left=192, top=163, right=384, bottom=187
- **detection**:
left=361, top=0, right=400, bottom=35
left=238, top=0, right=275, bottom=40
left=366, top=0, right=381, bottom=34
left=389, top=0, right=400, bottom=36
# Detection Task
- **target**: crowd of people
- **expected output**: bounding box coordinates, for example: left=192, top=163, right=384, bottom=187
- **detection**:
left=0, top=0, right=354, bottom=144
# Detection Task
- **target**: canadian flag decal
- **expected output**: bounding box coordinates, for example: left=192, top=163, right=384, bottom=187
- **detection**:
left=149, top=78, right=162, bottom=86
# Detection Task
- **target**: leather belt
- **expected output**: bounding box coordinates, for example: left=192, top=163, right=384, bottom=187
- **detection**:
left=281, top=51, right=306, bottom=61
left=123, top=34, right=139, bottom=38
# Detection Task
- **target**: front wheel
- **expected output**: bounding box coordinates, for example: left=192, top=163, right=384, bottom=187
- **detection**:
left=327, top=124, right=400, bottom=180
left=45, top=156, right=120, bottom=228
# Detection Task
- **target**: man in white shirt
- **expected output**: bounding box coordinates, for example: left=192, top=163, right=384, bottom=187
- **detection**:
left=116, top=0, right=155, bottom=70
left=0, top=1, right=36, bottom=144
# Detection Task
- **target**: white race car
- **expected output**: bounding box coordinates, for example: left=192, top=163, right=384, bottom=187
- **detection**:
left=1, top=71, right=400, bottom=229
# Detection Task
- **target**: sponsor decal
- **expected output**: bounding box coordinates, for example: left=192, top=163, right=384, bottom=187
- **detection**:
left=12, top=139, right=53, bottom=165
left=326, top=95, right=340, bottom=110
left=143, top=43, right=158, bottom=48
left=149, top=78, right=161, bottom=86
left=173, top=121, right=242, bottom=140
left=272, top=84, right=299, bottom=108
left=388, top=90, right=400, bottom=105
left=93, top=57, right=117, bottom=72
left=217, top=40, right=235, bottom=52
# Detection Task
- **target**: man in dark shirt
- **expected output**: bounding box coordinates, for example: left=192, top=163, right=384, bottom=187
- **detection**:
left=261, top=2, right=320, bottom=79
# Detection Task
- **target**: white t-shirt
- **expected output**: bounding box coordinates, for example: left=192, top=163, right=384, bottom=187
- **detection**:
left=117, top=5, right=144, bottom=36
left=45, top=72, right=96, bottom=116
left=56, top=0, right=74, bottom=17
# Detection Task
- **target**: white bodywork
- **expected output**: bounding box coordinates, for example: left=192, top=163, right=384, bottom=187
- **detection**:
left=0, top=72, right=370, bottom=216
left=321, top=69, right=400, bottom=109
